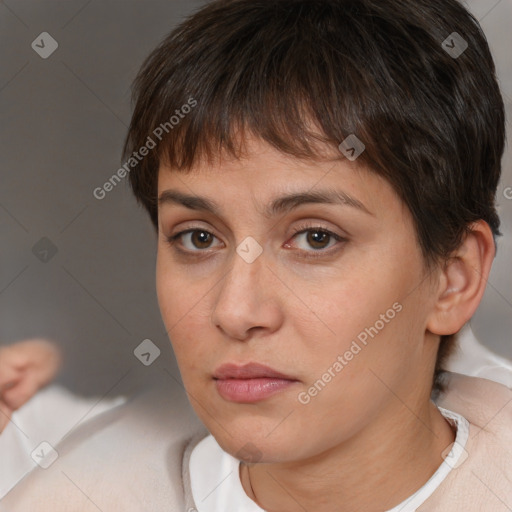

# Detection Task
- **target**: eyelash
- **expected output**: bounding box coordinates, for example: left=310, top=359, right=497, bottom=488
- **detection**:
left=166, top=222, right=347, bottom=260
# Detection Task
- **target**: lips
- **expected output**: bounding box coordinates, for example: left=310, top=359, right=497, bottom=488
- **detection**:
left=213, top=362, right=299, bottom=403
left=213, top=362, right=297, bottom=381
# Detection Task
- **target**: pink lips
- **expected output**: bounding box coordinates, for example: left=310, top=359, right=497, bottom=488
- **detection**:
left=213, top=362, right=299, bottom=403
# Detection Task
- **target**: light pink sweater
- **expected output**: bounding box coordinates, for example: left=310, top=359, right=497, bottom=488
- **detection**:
left=1, top=372, right=510, bottom=511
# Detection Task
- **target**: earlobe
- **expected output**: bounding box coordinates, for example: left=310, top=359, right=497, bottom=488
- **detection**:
left=426, top=221, right=495, bottom=336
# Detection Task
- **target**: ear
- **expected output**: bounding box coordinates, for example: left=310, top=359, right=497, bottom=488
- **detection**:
left=426, top=220, right=495, bottom=336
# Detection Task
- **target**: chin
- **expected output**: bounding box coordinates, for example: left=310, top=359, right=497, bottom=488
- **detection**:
left=210, top=425, right=303, bottom=464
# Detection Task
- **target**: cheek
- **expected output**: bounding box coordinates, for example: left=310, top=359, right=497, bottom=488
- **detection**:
left=156, top=254, right=193, bottom=350
left=156, top=251, right=216, bottom=373
left=299, top=252, right=421, bottom=385
left=304, top=264, right=403, bottom=345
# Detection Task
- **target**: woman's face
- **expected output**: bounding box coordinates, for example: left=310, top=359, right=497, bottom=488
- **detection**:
left=156, top=136, right=439, bottom=463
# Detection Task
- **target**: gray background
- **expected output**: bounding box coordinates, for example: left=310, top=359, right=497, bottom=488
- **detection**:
left=1, top=0, right=511, bottom=398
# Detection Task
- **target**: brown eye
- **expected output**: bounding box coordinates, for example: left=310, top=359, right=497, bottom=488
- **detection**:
left=285, top=224, right=347, bottom=260
left=291, top=228, right=341, bottom=251
left=166, top=229, right=222, bottom=252
left=190, top=230, right=214, bottom=249
left=305, top=230, right=331, bottom=249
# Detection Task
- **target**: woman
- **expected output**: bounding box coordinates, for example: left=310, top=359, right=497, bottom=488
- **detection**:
left=2, top=0, right=511, bottom=510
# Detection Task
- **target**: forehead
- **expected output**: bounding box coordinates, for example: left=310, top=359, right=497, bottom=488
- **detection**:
left=156, top=136, right=398, bottom=219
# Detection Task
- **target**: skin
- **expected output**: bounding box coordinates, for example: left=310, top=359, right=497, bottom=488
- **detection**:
left=156, top=136, right=495, bottom=512
left=0, top=339, right=61, bottom=433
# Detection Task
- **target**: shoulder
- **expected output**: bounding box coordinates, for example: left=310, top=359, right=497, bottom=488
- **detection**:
left=436, top=371, right=512, bottom=432
left=0, top=379, right=208, bottom=512
left=447, top=324, right=512, bottom=389
left=422, top=373, right=512, bottom=511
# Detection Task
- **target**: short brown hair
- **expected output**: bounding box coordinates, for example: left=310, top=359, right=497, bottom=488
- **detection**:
left=123, top=0, right=505, bottom=396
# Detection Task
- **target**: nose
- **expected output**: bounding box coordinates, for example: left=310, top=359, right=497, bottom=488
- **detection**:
left=210, top=249, right=283, bottom=341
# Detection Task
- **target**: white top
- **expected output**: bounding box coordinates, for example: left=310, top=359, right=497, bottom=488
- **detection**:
left=189, top=406, right=469, bottom=512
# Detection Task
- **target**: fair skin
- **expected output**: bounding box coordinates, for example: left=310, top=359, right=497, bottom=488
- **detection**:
left=0, top=339, right=61, bottom=433
left=156, top=136, right=494, bottom=512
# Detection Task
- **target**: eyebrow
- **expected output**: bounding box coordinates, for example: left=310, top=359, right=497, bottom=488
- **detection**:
left=158, top=188, right=374, bottom=217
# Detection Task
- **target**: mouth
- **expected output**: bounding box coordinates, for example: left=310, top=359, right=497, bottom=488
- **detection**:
left=213, top=362, right=299, bottom=403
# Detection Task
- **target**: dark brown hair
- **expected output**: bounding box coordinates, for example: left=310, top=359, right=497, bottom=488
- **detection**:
left=123, top=0, right=505, bottom=396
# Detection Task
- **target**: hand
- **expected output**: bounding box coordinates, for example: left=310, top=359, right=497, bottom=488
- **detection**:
left=0, top=339, right=62, bottom=433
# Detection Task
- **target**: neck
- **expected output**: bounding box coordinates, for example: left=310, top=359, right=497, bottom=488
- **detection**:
left=240, top=400, right=455, bottom=512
